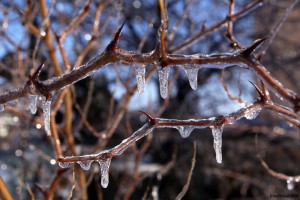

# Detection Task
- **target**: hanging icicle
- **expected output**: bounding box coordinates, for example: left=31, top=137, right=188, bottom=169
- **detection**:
left=211, top=126, right=223, bottom=164
left=98, top=158, right=111, bottom=188
left=183, top=65, right=199, bottom=90
left=42, top=97, right=52, bottom=136
left=134, top=64, right=146, bottom=93
left=157, top=66, right=170, bottom=99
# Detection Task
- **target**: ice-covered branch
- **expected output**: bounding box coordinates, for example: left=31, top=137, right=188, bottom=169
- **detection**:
left=0, top=27, right=299, bottom=110
left=58, top=84, right=299, bottom=188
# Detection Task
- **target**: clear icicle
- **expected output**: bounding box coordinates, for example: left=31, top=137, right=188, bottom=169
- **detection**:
left=0, top=105, right=4, bottom=112
left=42, top=97, right=51, bottom=136
left=287, top=179, right=294, bottom=190
left=134, top=64, right=146, bottom=93
left=245, top=108, right=261, bottom=120
left=98, top=158, right=111, bottom=188
left=184, top=65, right=199, bottom=90
left=176, top=126, right=194, bottom=138
left=58, top=162, right=71, bottom=168
left=211, top=126, right=223, bottom=164
left=157, top=66, right=170, bottom=99
left=29, top=96, right=38, bottom=114
left=77, top=160, right=93, bottom=170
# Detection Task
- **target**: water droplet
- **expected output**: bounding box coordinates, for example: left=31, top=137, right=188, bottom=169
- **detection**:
left=211, top=126, right=223, bottom=164
left=50, top=159, right=56, bottom=165
left=29, top=95, right=38, bottom=114
left=176, top=126, right=194, bottom=138
left=287, top=179, right=294, bottom=190
left=98, top=159, right=111, bottom=188
left=58, top=162, right=71, bottom=168
left=134, top=64, right=146, bottom=93
left=183, top=65, right=199, bottom=90
left=245, top=108, right=261, bottom=120
left=157, top=66, right=170, bottom=99
left=42, top=97, right=51, bottom=136
left=77, top=160, right=93, bottom=170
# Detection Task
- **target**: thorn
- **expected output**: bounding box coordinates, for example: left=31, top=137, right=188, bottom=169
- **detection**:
left=249, top=81, right=264, bottom=101
left=31, top=60, right=46, bottom=80
left=139, top=110, right=157, bottom=125
left=106, top=20, right=126, bottom=51
left=241, top=38, right=268, bottom=57
left=260, top=80, right=270, bottom=100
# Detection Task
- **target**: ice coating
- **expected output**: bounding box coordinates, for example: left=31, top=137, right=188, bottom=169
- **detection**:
left=245, top=108, right=261, bottom=120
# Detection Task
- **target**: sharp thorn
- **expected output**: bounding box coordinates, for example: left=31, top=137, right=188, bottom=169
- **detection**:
left=32, top=60, right=46, bottom=80
left=249, top=81, right=264, bottom=100
left=241, top=38, right=268, bottom=57
left=106, top=20, right=126, bottom=51
left=260, top=80, right=270, bottom=99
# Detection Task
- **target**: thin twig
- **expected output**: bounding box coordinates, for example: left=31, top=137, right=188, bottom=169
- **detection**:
left=255, top=135, right=300, bottom=182
left=175, top=142, right=197, bottom=200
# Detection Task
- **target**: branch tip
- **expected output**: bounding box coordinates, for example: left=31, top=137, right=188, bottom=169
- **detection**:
left=139, top=110, right=157, bottom=125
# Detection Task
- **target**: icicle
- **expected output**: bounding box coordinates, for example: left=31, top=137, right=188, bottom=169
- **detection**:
left=42, top=97, right=51, bottom=136
left=58, top=162, right=71, bottom=168
left=0, top=105, right=4, bottom=112
left=245, top=108, right=261, bottom=120
left=176, top=126, right=194, bottom=138
left=157, top=66, right=170, bottom=99
left=134, top=64, right=146, bottom=93
left=98, top=158, right=111, bottom=188
left=287, top=179, right=294, bottom=190
left=183, top=65, right=199, bottom=90
left=77, top=160, right=93, bottom=170
left=29, top=96, right=38, bottom=114
left=211, top=126, right=223, bottom=164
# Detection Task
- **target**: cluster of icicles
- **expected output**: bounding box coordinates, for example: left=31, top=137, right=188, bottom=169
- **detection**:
left=59, top=158, right=111, bottom=188
left=134, top=63, right=225, bottom=98
left=0, top=95, right=51, bottom=136
left=134, top=64, right=199, bottom=98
